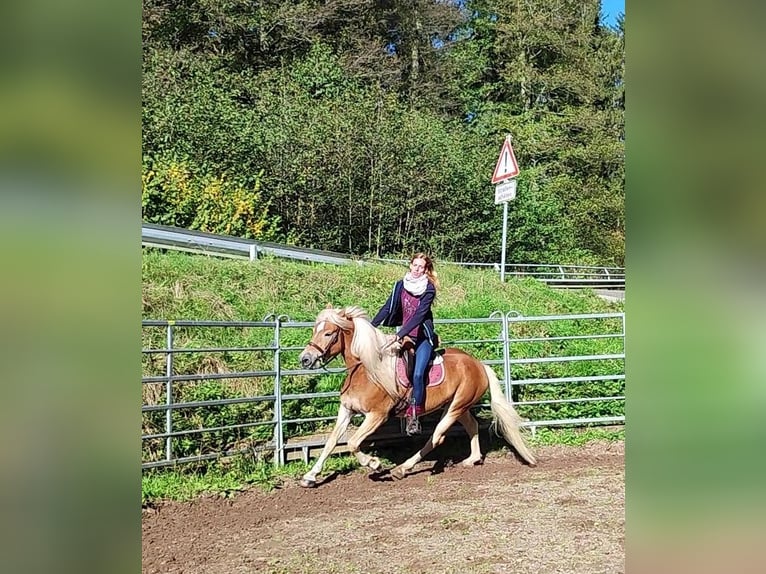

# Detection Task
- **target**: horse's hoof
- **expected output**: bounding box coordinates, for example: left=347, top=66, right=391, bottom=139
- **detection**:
left=299, top=478, right=317, bottom=488
left=368, top=457, right=381, bottom=471
left=461, top=457, right=482, bottom=467
left=390, top=466, right=406, bottom=480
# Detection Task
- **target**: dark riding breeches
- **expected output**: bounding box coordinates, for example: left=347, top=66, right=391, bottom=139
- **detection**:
left=411, top=337, right=433, bottom=407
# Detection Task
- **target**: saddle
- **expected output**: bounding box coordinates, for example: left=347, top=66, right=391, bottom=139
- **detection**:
left=394, top=337, right=445, bottom=389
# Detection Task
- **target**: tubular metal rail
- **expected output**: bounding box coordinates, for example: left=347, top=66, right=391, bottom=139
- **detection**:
left=504, top=263, right=624, bottom=289
left=380, top=258, right=625, bottom=289
left=142, top=223, right=624, bottom=289
left=141, top=222, right=358, bottom=266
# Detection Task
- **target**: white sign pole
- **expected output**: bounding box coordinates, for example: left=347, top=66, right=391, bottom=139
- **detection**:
left=491, top=134, right=519, bottom=283
left=500, top=201, right=508, bottom=282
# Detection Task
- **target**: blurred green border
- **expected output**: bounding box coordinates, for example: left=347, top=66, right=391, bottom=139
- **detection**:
left=0, top=2, right=141, bottom=574
left=628, top=1, right=766, bottom=571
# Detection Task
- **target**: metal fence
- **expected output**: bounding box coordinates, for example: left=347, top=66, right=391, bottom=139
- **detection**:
left=141, top=312, right=625, bottom=470
left=142, top=223, right=625, bottom=289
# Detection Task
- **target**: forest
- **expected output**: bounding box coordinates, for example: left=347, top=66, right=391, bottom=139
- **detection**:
left=142, top=0, right=624, bottom=265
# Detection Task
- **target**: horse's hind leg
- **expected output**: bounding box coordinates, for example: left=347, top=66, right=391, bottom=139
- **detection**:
left=300, top=405, right=353, bottom=488
left=347, top=410, right=389, bottom=471
left=391, top=408, right=461, bottom=480
left=457, top=410, right=483, bottom=466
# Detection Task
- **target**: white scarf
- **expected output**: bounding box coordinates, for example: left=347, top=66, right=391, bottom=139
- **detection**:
left=403, top=272, right=428, bottom=296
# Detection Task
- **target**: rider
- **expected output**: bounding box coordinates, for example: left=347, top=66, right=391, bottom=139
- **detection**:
left=371, top=253, right=439, bottom=435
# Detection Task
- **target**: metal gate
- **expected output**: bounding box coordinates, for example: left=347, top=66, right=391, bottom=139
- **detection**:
left=141, top=312, right=625, bottom=469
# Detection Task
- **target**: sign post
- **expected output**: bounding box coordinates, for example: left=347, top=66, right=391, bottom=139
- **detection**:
left=500, top=202, right=509, bottom=283
left=491, top=134, right=519, bottom=282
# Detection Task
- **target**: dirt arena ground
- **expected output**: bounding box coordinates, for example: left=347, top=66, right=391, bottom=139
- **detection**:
left=142, top=440, right=624, bottom=574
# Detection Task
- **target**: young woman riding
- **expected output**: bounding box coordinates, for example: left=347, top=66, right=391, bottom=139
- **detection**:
left=371, top=253, right=439, bottom=435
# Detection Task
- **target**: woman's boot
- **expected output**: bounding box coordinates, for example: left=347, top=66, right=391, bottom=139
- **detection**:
left=405, top=402, right=424, bottom=436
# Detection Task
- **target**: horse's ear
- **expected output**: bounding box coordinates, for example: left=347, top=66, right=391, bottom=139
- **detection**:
left=325, top=303, right=333, bottom=309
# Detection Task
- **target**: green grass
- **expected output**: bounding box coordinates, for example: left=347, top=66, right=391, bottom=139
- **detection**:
left=528, top=425, right=625, bottom=446
left=142, top=454, right=363, bottom=505
left=142, top=427, right=624, bottom=504
left=142, top=249, right=622, bottom=323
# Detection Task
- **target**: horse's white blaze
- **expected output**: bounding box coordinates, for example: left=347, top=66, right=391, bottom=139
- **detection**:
left=314, top=320, right=326, bottom=334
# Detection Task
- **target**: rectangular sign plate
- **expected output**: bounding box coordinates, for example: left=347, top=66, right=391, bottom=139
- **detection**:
left=494, top=178, right=517, bottom=204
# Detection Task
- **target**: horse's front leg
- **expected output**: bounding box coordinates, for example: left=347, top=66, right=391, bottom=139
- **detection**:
left=391, top=408, right=461, bottom=480
left=300, top=404, right=353, bottom=488
left=347, top=410, right=389, bottom=471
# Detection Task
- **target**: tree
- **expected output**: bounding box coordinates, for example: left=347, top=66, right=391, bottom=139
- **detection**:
left=141, top=0, right=625, bottom=265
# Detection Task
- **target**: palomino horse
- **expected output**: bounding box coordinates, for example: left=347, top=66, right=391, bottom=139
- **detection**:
left=297, top=306, right=536, bottom=487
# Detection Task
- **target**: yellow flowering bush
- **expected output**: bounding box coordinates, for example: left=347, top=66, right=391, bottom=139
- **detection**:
left=142, top=154, right=280, bottom=240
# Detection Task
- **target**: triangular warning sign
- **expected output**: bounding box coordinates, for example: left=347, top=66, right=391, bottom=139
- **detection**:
left=491, top=136, right=520, bottom=183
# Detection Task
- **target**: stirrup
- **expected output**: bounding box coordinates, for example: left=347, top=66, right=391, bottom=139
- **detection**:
left=405, top=415, right=421, bottom=436
left=405, top=404, right=422, bottom=435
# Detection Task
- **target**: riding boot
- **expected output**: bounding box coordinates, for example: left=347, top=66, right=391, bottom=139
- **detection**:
left=405, top=401, right=424, bottom=436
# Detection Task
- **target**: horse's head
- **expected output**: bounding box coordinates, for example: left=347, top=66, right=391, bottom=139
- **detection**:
left=299, top=306, right=363, bottom=369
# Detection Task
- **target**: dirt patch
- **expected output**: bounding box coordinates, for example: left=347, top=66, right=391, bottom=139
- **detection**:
left=142, top=441, right=624, bottom=574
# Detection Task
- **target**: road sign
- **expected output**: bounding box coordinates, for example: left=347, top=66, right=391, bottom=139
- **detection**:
left=494, top=178, right=517, bottom=204
left=491, top=135, right=520, bottom=183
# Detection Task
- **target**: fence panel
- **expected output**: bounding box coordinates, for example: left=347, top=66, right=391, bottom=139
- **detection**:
left=141, top=312, right=625, bottom=469
left=505, top=312, right=625, bottom=432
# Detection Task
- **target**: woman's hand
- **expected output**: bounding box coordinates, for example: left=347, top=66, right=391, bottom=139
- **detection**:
left=380, top=334, right=402, bottom=355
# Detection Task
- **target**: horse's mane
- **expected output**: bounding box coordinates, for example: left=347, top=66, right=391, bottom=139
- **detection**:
left=316, top=306, right=356, bottom=331
left=319, top=306, right=398, bottom=396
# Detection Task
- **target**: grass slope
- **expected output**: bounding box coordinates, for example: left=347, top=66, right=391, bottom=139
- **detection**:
left=142, top=250, right=622, bottom=321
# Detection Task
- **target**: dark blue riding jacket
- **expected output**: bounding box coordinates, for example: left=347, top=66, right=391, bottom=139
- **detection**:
left=371, top=280, right=438, bottom=347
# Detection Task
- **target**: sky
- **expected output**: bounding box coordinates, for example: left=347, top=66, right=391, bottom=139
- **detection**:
left=601, top=0, right=625, bottom=27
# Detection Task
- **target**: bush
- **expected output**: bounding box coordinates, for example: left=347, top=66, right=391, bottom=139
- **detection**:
left=142, top=153, right=280, bottom=240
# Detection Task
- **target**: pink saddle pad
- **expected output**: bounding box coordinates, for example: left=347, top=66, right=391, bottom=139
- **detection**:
left=395, top=355, right=445, bottom=388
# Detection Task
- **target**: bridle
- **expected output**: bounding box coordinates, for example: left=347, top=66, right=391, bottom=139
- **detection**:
left=306, top=326, right=341, bottom=368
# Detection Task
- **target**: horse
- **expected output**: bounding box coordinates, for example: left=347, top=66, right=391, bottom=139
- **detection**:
left=297, top=305, right=536, bottom=487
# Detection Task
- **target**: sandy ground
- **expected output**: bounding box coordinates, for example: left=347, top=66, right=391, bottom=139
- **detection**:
left=143, top=440, right=624, bottom=574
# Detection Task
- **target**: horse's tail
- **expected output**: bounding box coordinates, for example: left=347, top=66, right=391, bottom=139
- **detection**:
left=484, top=364, right=537, bottom=466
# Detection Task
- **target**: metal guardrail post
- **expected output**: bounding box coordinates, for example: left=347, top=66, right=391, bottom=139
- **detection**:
left=165, top=322, right=174, bottom=463
left=249, top=244, right=258, bottom=261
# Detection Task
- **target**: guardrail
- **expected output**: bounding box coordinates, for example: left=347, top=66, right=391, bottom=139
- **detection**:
left=142, top=222, right=358, bottom=266
left=381, top=258, right=625, bottom=288
left=142, top=223, right=624, bottom=289
left=141, top=311, right=625, bottom=469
